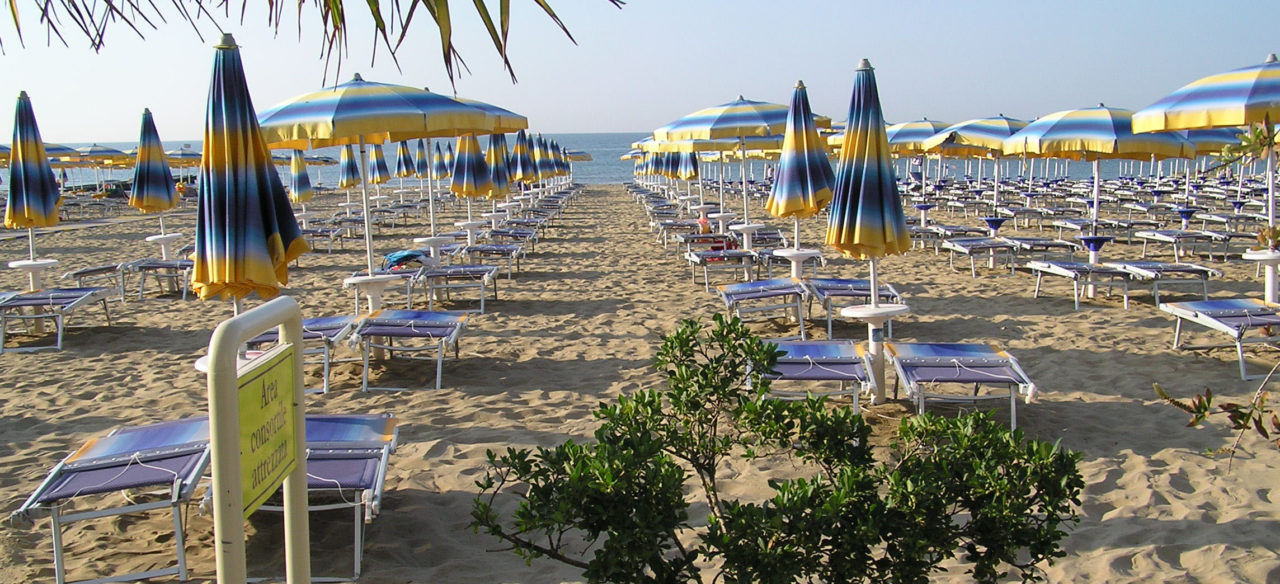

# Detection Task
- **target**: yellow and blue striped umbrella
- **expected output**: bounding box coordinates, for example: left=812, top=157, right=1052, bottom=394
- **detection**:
left=443, top=142, right=455, bottom=171
left=289, top=149, right=315, bottom=204
left=450, top=133, right=492, bottom=219
left=533, top=135, right=555, bottom=182
left=654, top=96, right=830, bottom=141
left=885, top=118, right=950, bottom=155
left=393, top=141, right=415, bottom=178
left=1133, top=54, right=1280, bottom=134
left=338, top=144, right=361, bottom=188
left=921, top=114, right=1028, bottom=204
left=128, top=108, right=178, bottom=217
left=1177, top=128, right=1245, bottom=154
left=455, top=97, right=529, bottom=134
left=6, top=91, right=61, bottom=260
left=676, top=150, right=699, bottom=180
left=826, top=60, right=910, bottom=261
left=766, top=81, right=835, bottom=243
left=486, top=133, right=511, bottom=199
left=414, top=139, right=431, bottom=178
left=510, top=129, right=537, bottom=185
left=367, top=144, right=391, bottom=185
left=192, top=34, right=308, bottom=302
left=431, top=142, right=451, bottom=181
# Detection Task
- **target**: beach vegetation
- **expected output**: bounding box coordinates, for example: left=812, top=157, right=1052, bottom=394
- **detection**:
left=472, top=314, right=1084, bottom=583
left=2, top=0, right=624, bottom=87
left=1156, top=368, right=1280, bottom=467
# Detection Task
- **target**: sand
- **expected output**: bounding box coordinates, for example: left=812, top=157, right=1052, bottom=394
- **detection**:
left=0, top=183, right=1278, bottom=583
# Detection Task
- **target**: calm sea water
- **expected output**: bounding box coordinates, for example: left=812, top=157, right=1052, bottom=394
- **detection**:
left=14, top=132, right=1237, bottom=190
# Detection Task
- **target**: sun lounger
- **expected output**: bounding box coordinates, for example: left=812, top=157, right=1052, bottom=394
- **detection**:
left=0, top=287, right=115, bottom=353
left=717, top=278, right=808, bottom=339
left=349, top=309, right=468, bottom=391
left=803, top=278, right=903, bottom=338
left=1103, top=260, right=1220, bottom=305
left=886, top=342, right=1037, bottom=428
left=247, top=315, right=360, bottom=393
left=1003, top=237, right=1080, bottom=261
left=1026, top=261, right=1131, bottom=310
left=1159, top=298, right=1280, bottom=380
left=10, top=417, right=212, bottom=584
left=765, top=339, right=873, bottom=411
left=940, top=237, right=1018, bottom=277
left=458, top=243, right=523, bottom=279
left=1134, top=229, right=1215, bottom=260
left=687, top=249, right=756, bottom=290
left=416, top=264, right=500, bottom=313
left=60, top=264, right=126, bottom=302
left=119, top=258, right=193, bottom=300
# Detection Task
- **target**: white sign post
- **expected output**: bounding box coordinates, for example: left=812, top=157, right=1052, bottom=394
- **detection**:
left=206, top=296, right=310, bottom=584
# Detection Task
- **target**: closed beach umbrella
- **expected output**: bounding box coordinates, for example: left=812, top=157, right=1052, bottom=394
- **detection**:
left=486, top=133, right=511, bottom=199
left=767, top=80, right=835, bottom=248
left=338, top=144, right=361, bottom=189
left=450, top=133, right=492, bottom=220
left=443, top=142, right=455, bottom=172
left=510, top=129, right=536, bottom=185
left=128, top=108, right=178, bottom=232
left=289, top=149, right=315, bottom=205
left=415, top=139, right=431, bottom=177
left=826, top=59, right=911, bottom=404
left=432, top=142, right=451, bottom=181
left=6, top=91, right=61, bottom=261
left=1133, top=54, right=1280, bottom=301
left=191, top=34, right=308, bottom=302
left=367, top=144, right=391, bottom=185
left=534, top=135, right=556, bottom=182
left=393, top=141, right=414, bottom=178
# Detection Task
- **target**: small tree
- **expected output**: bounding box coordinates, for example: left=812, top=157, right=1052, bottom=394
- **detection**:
left=472, top=315, right=1084, bottom=583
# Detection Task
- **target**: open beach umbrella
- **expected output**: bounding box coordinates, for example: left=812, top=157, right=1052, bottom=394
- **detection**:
left=1133, top=54, right=1280, bottom=301
left=450, top=133, right=492, bottom=220
left=486, top=133, right=511, bottom=199
left=128, top=108, right=178, bottom=232
left=1004, top=105, right=1194, bottom=241
left=766, top=80, right=835, bottom=249
left=77, top=143, right=128, bottom=192
left=6, top=91, right=61, bottom=262
left=338, top=144, right=361, bottom=190
left=826, top=60, right=911, bottom=403
left=455, top=97, right=529, bottom=134
left=192, top=34, right=308, bottom=302
left=921, top=114, right=1028, bottom=205
left=289, top=149, right=315, bottom=206
left=886, top=118, right=949, bottom=190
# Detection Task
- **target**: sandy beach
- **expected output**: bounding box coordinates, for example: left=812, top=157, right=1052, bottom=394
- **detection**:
left=1, top=183, right=1278, bottom=583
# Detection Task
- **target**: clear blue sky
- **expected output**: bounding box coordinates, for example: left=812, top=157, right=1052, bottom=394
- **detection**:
left=1, top=0, right=1276, bottom=144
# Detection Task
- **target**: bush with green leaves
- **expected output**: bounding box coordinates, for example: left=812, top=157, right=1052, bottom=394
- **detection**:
left=472, top=314, right=1083, bottom=583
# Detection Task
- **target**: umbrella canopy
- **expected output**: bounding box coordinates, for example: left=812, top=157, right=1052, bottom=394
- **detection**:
left=393, top=141, right=415, bottom=178
left=414, top=139, right=431, bottom=177
left=1133, top=54, right=1280, bottom=133
left=486, top=133, right=511, bottom=199
left=766, top=81, right=835, bottom=230
left=455, top=97, right=529, bottom=134
left=1177, top=128, right=1245, bottom=154
left=920, top=115, right=1028, bottom=157
left=76, top=143, right=128, bottom=163
left=42, top=143, right=78, bottom=159
left=885, top=119, right=950, bottom=155
left=128, top=108, right=178, bottom=214
left=565, top=149, right=592, bottom=162
left=534, top=135, right=556, bottom=182
left=191, top=34, right=308, bottom=301
left=338, top=144, right=361, bottom=188
left=367, top=144, right=391, bottom=185
left=654, top=95, right=830, bottom=141
left=166, top=146, right=203, bottom=167
left=6, top=91, right=61, bottom=260
left=450, top=134, right=492, bottom=196
left=432, top=142, right=451, bottom=180
left=1004, top=104, right=1194, bottom=161
left=289, top=149, right=315, bottom=204
left=443, top=142, right=455, bottom=170
left=676, top=150, right=700, bottom=180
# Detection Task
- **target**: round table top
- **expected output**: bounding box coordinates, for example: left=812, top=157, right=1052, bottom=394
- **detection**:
left=773, top=248, right=822, bottom=260
left=8, top=258, right=58, bottom=269
left=840, top=303, right=910, bottom=322
left=455, top=220, right=489, bottom=229
left=413, top=236, right=455, bottom=246
left=145, top=233, right=184, bottom=243
left=343, top=274, right=403, bottom=287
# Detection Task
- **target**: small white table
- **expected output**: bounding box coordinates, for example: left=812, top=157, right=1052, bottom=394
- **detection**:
left=9, top=258, right=59, bottom=291
left=369, top=195, right=390, bottom=208
left=729, top=223, right=766, bottom=251
left=343, top=274, right=403, bottom=313
left=145, top=232, right=184, bottom=261
left=1243, top=249, right=1280, bottom=304
left=294, top=212, right=313, bottom=230
left=482, top=211, right=508, bottom=230
left=413, top=236, right=455, bottom=262
left=455, top=220, right=489, bottom=246
left=338, top=202, right=363, bottom=216
left=841, top=303, right=911, bottom=405
left=708, top=212, right=737, bottom=235
left=774, top=248, right=822, bottom=279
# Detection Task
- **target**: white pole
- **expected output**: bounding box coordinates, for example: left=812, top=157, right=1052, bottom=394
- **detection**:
left=358, top=142, right=376, bottom=275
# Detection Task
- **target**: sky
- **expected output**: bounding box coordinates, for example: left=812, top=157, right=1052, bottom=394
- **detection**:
left=1, top=0, right=1278, bottom=145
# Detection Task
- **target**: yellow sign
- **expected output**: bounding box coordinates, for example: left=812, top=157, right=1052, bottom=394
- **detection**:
left=238, top=344, right=298, bottom=518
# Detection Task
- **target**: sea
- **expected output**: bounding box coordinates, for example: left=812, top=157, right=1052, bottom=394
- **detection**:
left=7, top=131, right=1237, bottom=191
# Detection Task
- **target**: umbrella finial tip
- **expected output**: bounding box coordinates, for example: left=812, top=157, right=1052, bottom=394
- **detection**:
left=353, top=73, right=364, bottom=81
left=857, top=58, right=872, bottom=69
left=1268, top=53, right=1278, bottom=63
left=215, top=33, right=237, bottom=48
left=17, top=90, right=27, bottom=99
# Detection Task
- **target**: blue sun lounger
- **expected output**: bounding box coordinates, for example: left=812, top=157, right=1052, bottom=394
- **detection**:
left=0, top=287, right=115, bottom=353
left=1158, top=298, right=1280, bottom=380
left=716, top=278, right=807, bottom=340
left=766, top=339, right=874, bottom=412
left=10, top=417, right=212, bottom=584
left=1103, top=260, right=1220, bottom=305
left=348, top=310, right=469, bottom=391
left=803, top=278, right=903, bottom=338
left=886, top=342, right=1037, bottom=428
left=940, top=237, right=1019, bottom=277
left=1026, top=261, right=1131, bottom=310
left=247, top=315, right=361, bottom=393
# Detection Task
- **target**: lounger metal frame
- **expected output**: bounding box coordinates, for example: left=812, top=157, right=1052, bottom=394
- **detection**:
left=886, top=342, right=1036, bottom=428
left=717, top=278, right=807, bottom=340
left=0, top=287, right=114, bottom=353
left=765, top=339, right=874, bottom=413
left=1026, top=261, right=1131, bottom=310
left=1160, top=299, right=1280, bottom=380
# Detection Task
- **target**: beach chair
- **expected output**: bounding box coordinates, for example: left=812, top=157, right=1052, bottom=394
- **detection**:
left=246, top=315, right=361, bottom=393
left=765, top=339, right=874, bottom=412
left=1025, top=261, right=1131, bottom=310
left=119, top=258, right=193, bottom=300
left=253, top=413, right=397, bottom=582
left=458, top=242, right=524, bottom=279
left=885, top=342, right=1037, bottom=428
left=717, top=278, right=808, bottom=340
left=940, top=237, right=1019, bottom=277
left=1103, top=260, right=1220, bottom=305
left=0, top=287, right=115, bottom=353
left=1158, top=298, right=1280, bottom=380
left=349, top=309, right=468, bottom=391
left=60, top=264, right=126, bottom=302
left=803, top=278, right=903, bottom=338
left=687, top=249, right=757, bottom=290
left=10, top=417, right=212, bottom=584
left=416, top=264, right=500, bottom=313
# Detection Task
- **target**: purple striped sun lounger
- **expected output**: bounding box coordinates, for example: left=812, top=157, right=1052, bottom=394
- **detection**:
left=1159, top=298, right=1280, bottom=380
left=765, top=339, right=873, bottom=411
left=352, top=310, right=469, bottom=391
left=886, top=342, right=1036, bottom=428
left=717, top=278, right=807, bottom=339
left=0, top=287, right=114, bottom=353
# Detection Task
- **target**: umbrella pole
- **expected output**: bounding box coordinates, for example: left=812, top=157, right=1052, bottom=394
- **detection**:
left=427, top=139, right=437, bottom=236
left=1266, top=117, right=1278, bottom=304
left=358, top=142, right=376, bottom=276
left=1091, top=159, right=1101, bottom=237
left=159, top=212, right=167, bottom=235
left=793, top=216, right=801, bottom=250
left=27, top=228, right=35, bottom=261
left=740, top=138, right=750, bottom=223
left=719, top=160, right=726, bottom=209
left=866, top=257, right=886, bottom=404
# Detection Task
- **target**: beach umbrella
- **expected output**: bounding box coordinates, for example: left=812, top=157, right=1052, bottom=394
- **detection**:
left=921, top=114, right=1028, bottom=205
left=367, top=144, right=391, bottom=185
left=534, top=135, right=556, bottom=183
left=826, top=60, right=911, bottom=403
left=566, top=149, right=592, bottom=162
left=486, top=133, right=511, bottom=199
left=432, top=142, right=451, bottom=181
left=766, top=80, right=836, bottom=249
left=0, top=144, right=9, bottom=163
left=76, top=143, right=128, bottom=192
left=338, top=144, right=361, bottom=191
left=391, top=140, right=414, bottom=202
left=510, top=129, right=536, bottom=185
left=6, top=91, right=61, bottom=262
left=455, top=97, right=529, bottom=134
left=443, top=142, right=455, bottom=172
left=414, top=139, right=431, bottom=176
left=191, top=34, right=308, bottom=303
left=128, top=108, right=179, bottom=233
left=1004, top=105, right=1194, bottom=241
left=885, top=118, right=949, bottom=190
left=289, top=149, right=315, bottom=206
left=450, top=133, right=492, bottom=220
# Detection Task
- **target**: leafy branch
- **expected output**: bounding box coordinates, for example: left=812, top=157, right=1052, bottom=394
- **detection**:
left=1154, top=362, right=1280, bottom=469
